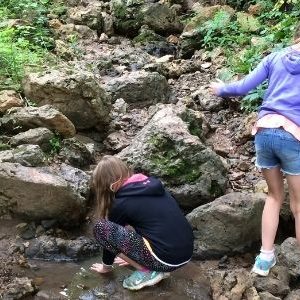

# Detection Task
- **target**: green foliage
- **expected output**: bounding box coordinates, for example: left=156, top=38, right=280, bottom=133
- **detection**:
left=199, top=10, right=250, bottom=50
left=199, top=0, right=300, bottom=112
left=229, top=46, right=264, bottom=74
left=0, top=0, right=56, bottom=90
left=0, top=27, right=47, bottom=90
left=49, top=134, right=62, bottom=154
left=241, top=82, right=267, bottom=112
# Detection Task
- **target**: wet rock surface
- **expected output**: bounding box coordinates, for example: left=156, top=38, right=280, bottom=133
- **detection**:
left=25, top=236, right=101, bottom=261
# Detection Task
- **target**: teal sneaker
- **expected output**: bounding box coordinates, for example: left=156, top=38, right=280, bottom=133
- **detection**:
left=123, top=270, right=170, bottom=290
left=251, top=255, right=276, bottom=276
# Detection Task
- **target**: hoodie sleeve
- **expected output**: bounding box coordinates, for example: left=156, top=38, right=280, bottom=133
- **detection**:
left=218, top=54, right=271, bottom=97
left=101, top=201, right=129, bottom=266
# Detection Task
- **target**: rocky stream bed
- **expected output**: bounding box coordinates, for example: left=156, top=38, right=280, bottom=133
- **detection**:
left=1, top=0, right=300, bottom=299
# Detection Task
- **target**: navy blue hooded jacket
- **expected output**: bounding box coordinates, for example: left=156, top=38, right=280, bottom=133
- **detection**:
left=102, top=176, right=194, bottom=266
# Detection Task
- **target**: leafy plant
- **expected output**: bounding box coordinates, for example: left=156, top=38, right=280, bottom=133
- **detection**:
left=241, top=82, right=267, bottom=112
left=0, top=27, right=46, bottom=90
left=49, top=135, right=62, bottom=154
left=198, top=10, right=251, bottom=50
left=0, top=0, right=58, bottom=89
left=229, top=46, right=264, bottom=74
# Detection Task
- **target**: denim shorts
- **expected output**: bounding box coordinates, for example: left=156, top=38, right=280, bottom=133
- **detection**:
left=254, top=128, right=300, bottom=175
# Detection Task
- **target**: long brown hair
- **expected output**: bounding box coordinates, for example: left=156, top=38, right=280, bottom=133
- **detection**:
left=92, top=155, right=133, bottom=219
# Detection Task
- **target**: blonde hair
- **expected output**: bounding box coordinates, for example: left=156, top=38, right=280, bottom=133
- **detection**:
left=92, top=155, right=133, bottom=219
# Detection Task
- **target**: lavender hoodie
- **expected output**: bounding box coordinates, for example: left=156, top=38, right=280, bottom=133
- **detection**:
left=218, top=47, right=300, bottom=126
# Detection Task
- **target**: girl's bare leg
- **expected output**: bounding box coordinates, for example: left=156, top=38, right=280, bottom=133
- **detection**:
left=117, top=253, right=146, bottom=270
left=261, top=167, right=284, bottom=251
left=286, top=174, right=300, bottom=245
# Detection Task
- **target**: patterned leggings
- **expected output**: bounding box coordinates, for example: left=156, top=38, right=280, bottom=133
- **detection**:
left=93, top=220, right=178, bottom=272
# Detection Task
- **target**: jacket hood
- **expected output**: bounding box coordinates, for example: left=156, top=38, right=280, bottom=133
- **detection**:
left=116, top=177, right=165, bottom=197
left=282, top=49, right=300, bottom=75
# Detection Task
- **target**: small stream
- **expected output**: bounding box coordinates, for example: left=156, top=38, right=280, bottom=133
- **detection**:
left=1, top=219, right=211, bottom=299
left=25, top=258, right=211, bottom=299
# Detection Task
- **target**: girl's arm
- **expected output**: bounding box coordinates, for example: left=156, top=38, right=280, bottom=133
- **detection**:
left=212, top=55, right=271, bottom=97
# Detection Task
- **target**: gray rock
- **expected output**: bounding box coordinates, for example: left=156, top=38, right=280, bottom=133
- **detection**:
left=67, top=1, right=103, bottom=31
left=1, top=277, right=35, bottom=299
left=0, top=163, right=89, bottom=225
left=285, top=289, right=300, bottom=300
left=111, top=0, right=183, bottom=36
left=209, top=268, right=254, bottom=300
left=23, top=68, right=111, bottom=131
left=141, top=3, right=183, bottom=34
left=17, top=222, right=36, bottom=240
left=25, top=235, right=101, bottom=261
left=118, top=104, right=227, bottom=208
left=187, top=192, right=265, bottom=258
left=10, top=128, right=54, bottom=151
left=55, top=23, right=98, bottom=41
left=110, top=0, right=145, bottom=36
left=0, top=105, right=75, bottom=138
left=103, top=71, right=170, bottom=107
left=0, top=90, right=23, bottom=113
left=254, top=266, right=290, bottom=297
left=278, top=237, right=300, bottom=277
left=59, top=137, right=95, bottom=168
left=0, top=144, right=46, bottom=167
left=193, top=87, right=225, bottom=112
left=259, top=292, right=281, bottom=300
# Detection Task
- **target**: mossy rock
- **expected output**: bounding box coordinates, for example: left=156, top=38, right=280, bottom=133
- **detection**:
left=133, top=28, right=165, bottom=44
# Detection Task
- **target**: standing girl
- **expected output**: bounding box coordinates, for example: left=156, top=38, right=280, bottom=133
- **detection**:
left=210, top=23, right=300, bottom=276
left=90, top=155, right=194, bottom=290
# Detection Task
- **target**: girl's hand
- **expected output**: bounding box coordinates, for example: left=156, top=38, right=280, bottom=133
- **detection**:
left=209, top=79, right=225, bottom=95
left=114, top=256, right=129, bottom=267
left=90, top=263, right=112, bottom=274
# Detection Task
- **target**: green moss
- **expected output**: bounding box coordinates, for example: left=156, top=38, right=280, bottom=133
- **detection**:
left=0, top=143, right=11, bottom=151
left=148, top=134, right=203, bottom=184
left=133, top=30, right=164, bottom=44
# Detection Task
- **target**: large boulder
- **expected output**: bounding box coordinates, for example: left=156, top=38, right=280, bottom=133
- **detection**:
left=254, top=266, right=290, bottom=298
left=141, top=3, right=183, bottom=34
left=9, top=128, right=54, bottom=151
left=187, top=192, right=265, bottom=258
left=59, top=137, right=95, bottom=168
left=0, top=163, right=90, bottom=225
left=111, top=0, right=182, bottom=36
left=0, top=105, right=75, bottom=138
left=103, top=71, right=170, bottom=107
left=118, top=104, right=228, bottom=207
left=22, top=68, right=111, bottom=130
left=111, top=0, right=144, bottom=36
left=67, top=1, right=103, bottom=32
left=278, top=237, right=300, bottom=278
left=0, top=90, right=23, bottom=113
left=0, top=145, right=46, bottom=167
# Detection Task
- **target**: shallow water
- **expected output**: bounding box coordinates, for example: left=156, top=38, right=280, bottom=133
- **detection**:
left=0, top=219, right=211, bottom=299
left=26, top=257, right=211, bottom=299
